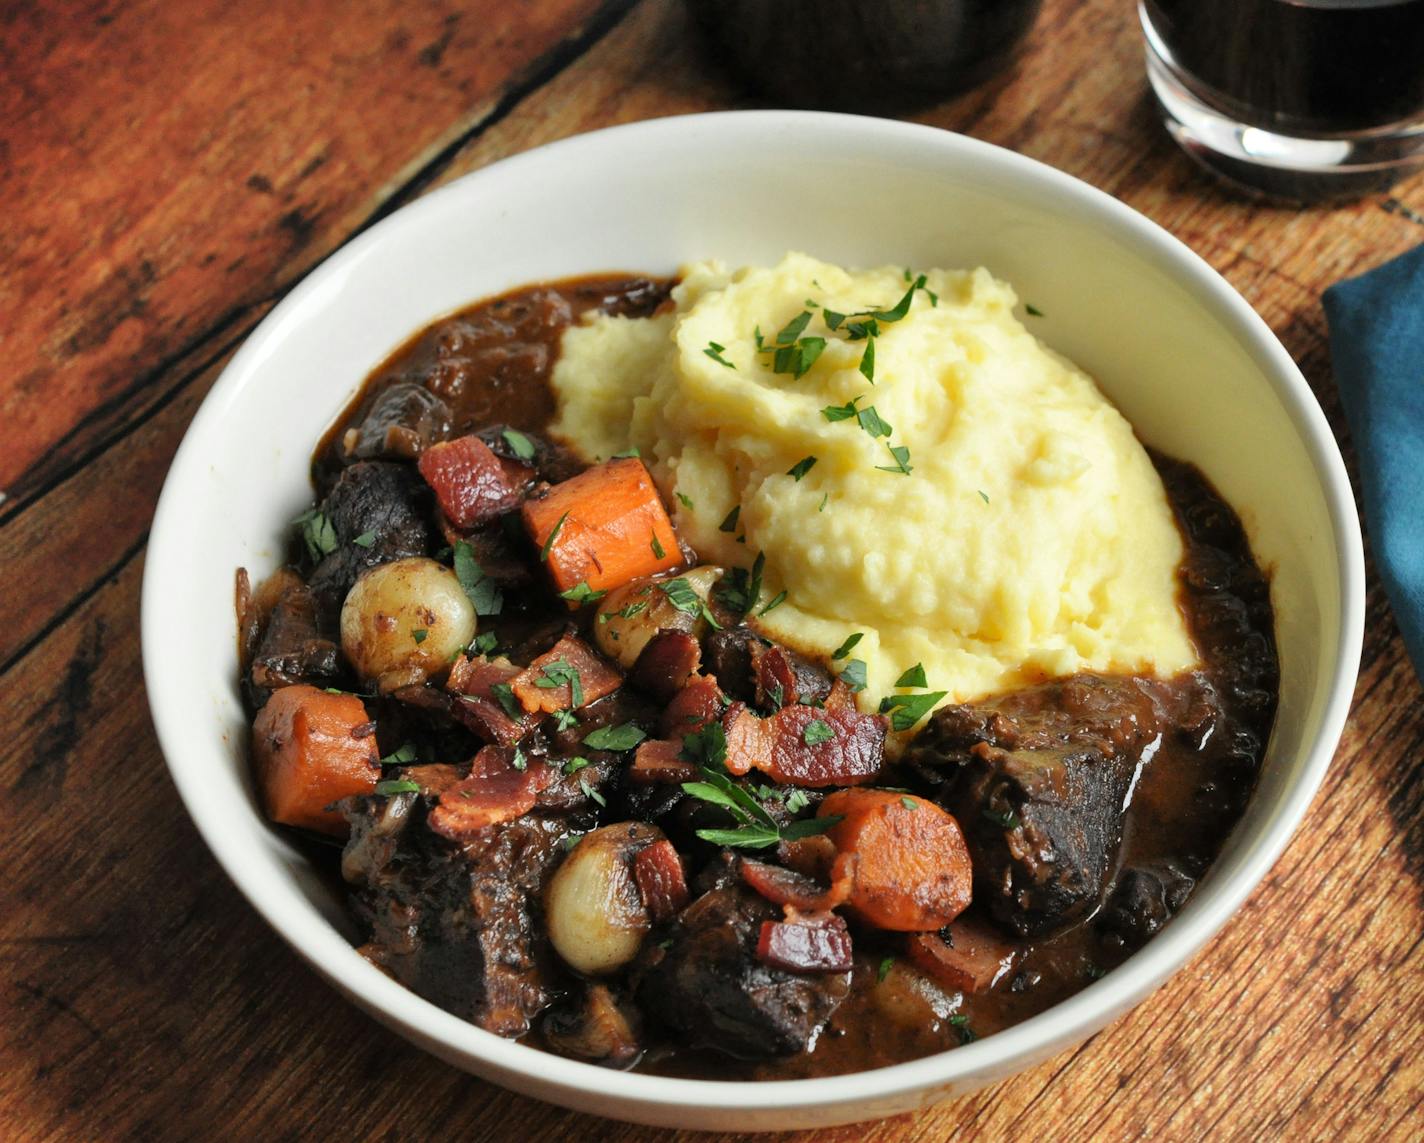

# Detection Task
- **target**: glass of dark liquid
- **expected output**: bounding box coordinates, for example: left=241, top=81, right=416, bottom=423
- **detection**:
left=1142, top=0, right=1424, bottom=200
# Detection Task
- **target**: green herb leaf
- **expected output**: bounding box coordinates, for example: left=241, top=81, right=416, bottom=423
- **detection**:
left=562, top=756, right=591, bottom=775
left=511, top=746, right=527, bottom=772
left=352, top=530, right=376, bottom=549
left=895, top=662, right=928, bottom=688
left=818, top=493, right=829, bottom=512
left=978, top=489, right=990, bottom=505
left=757, top=590, right=787, bottom=616
left=582, top=722, right=646, bottom=752
left=676, top=491, right=695, bottom=510
left=982, top=808, right=1021, bottom=830
left=559, top=580, right=606, bottom=606
left=717, top=551, right=765, bottom=615
left=785, top=788, right=809, bottom=814
left=858, top=337, right=876, bottom=383
left=680, top=722, right=729, bottom=771
left=650, top=532, right=666, bottom=560
left=659, top=577, right=721, bottom=629
left=901, top=796, right=919, bottom=810
left=502, top=428, right=537, bottom=459
left=802, top=719, right=835, bottom=746
left=879, top=690, right=947, bottom=731
left=380, top=743, right=419, bottom=766
left=1025, top=303, right=1045, bottom=317
left=535, top=658, right=584, bottom=708
left=787, top=456, right=817, bottom=481
left=375, top=779, right=421, bottom=796
left=411, top=628, right=428, bottom=644
left=454, top=539, right=504, bottom=616
left=552, top=709, right=579, bottom=731
left=704, top=341, right=737, bottom=369
left=580, top=776, right=607, bottom=807
left=489, top=682, right=520, bottom=720
left=871, top=275, right=926, bottom=323
left=823, top=308, right=846, bottom=331
left=779, top=814, right=843, bottom=841
left=856, top=405, right=892, bottom=439
left=539, top=512, right=569, bottom=563
left=294, top=508, right=339, bottom=563
left=775, top=310, right=813, bottom=345
left=839, top=659, right=868, bottom=692
left=611, top=447, right=641, bottom=459
left=822, top=396, right=862, bottom=422
left=468, top=631, right=499, bottom=657
left=719, top=505, right=740, bottom=533
left=832, top=633, right=864, bottom=660
left=694, top=825, right=782, bottom=850
left=875, top=443, right=914, bottom=476
left=878, top=955, right=895, bottom=983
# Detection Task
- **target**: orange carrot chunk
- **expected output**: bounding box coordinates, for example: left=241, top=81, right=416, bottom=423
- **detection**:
left=521, top=458, right=683, bottom=594
left=251, top=684, right=380, bottom=836
left=817, top=789, right=973, bottom=932
left=906, top=918, right=1019, bottom=994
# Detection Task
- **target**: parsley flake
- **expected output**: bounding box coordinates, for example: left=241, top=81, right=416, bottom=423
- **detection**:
left=501, top=428, right=536, bottom=459
left=895, top=663, right=928, bottom=688
left=787, top=456, right=817, bottom=481
left=757, top=590, right=787, bottom=616
left=562, top=756, right=591, bottom=775
left=832, top=633, right=863, bottom=660
left=380, top=743, right=419, bottom=766
left=559, top=580, right=606, bottom=606
left=539, top=512, right=569, bottom=563
left=411, top=628, right=428, bottom=644
left=878, top=955, right=895, bottom=983
left=375, top=779, right=421, bottom=796
left=704, top=341, right=736, bottom=369
left=650, top=532, right=666, bottom=559
left=802, top=719, right=835, bottom=746
left=579, top=776, right=606, bottom=807
left=582, top=722, right=646, bottom=752
left=719, top=505, right=740, bottom=533
left=352, top=530, right=376, bottom=549
left=875, top=443, right=914, bottom=475
left=454, top=539, right=504, bottom=616
left=1026, top=303, right=1045, bottom=317
left=879, top=691, right=947, bottom=731
left=489, top=682, right=520, bottom=720
left=676, top=491, right=695, bottom=510
left=839, top=659, right=868, bottom=692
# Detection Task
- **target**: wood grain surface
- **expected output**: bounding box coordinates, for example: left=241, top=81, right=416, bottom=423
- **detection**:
left=2, top=1, right=1421, bottom=1139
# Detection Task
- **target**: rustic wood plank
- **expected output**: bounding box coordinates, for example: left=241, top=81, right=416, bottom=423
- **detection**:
left=0, top=0, right=637, bottom=506
left=3, top=0, right=1423, bottom=1139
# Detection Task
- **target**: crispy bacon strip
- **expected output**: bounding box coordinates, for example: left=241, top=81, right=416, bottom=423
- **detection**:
left=906, top=919, right=1019, bottom=994
left=723, top=703, right=885, bottom=787
left=446, top=655, right=535, bottom=746
left=657, top=673, right=729, bottom=738
left=740, top=855, right=856, bottom=913
left=752, top=644, right=831, bottom=709
left=628, top=738, right=699, bottom=785
left=630, top=630, right=702, bottom=701
left=418, top=434, right=528, bottom=530
left=511, top=634, right=622, bottom=715
left=428, top=746, right=554, bottom=840
left=756, top=914, right=854, bottom=974
left=633, top=840, right=690, bottom=922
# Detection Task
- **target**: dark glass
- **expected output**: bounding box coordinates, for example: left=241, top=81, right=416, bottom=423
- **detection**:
left=1145, top=0, right=1424, bottom=133
left=689, top=0, right=1044, bottom=115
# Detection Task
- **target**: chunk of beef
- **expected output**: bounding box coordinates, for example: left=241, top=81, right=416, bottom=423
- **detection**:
left=703, top=626, right=765, bottom=704
left=307, top=462, right=433, bottom=627
left=341, top=791, right=564, bottom=1037
left=908, top=675, right=1169, bottom=937
left=752, top=644, right=832, bottom=710
left=636, top=886, right=850, bottom=1060
left=245, top=581, right=341, bottom=699
left=346, top=382, right=452, bottom=462
left=542, top=984, right=642, bottom=1069
left=1098, top=861, right=1196, bottom=950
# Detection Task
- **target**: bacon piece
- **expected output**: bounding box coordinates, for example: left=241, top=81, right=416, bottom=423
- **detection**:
left=511, top=634, right=622, bottom=715
left=658, top=674, right=729, bottom=738
left=428, top=746, right=555, bottom=840
left=822, top=679, right=860, bottom=714
left=446, top=655, right=535, bottom=746
left=756, top=915, right=853, bottom=974
left=633, top=840, right=690, bottom=921
left=630, top=630, right=702, bottom=701
left=397, top=763, right=465, bottom=797
left=722, top=703, right=885, bottom=787
left=907, top=919, right=1019, bottom=994
left=418, top=434, right=529, bottom=530
left=629, top=738, right=699, bottom=785
left=740, top=855, right=856, bottom=913
left=752, top=644, right=831, bottom=710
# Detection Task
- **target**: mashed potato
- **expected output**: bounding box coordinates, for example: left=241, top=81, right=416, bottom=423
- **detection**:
left=550, top=253, right=1197, bottom=721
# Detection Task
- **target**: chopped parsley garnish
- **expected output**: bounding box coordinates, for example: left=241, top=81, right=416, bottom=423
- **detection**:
left=950, top=1014, right=977, bottom=1044
left=501, top=428, right=536, bottom=459
left=802, top=719, right=835, bottom=746
left=579, top=776, right=606, bottom=807
left=539, top=512, right=569, bottom=562
left=983, top=808, right=1022, bottom=830
left=880, top=690, right=947, bottom=731
left=466, top=630, right=498, bottom=657
left=660, top=577, right=721, bottom=628
left=489, top=682, right=520, bottom=720
left=380, top=743, right=419, bottom=766
left=818, top=493, right=829, bottom=512
left=510, top=746, right=528, bottom=772
left=559, top=580, right=606, bottom=606
left=611, top=447, right=641, bottom=459
left=534, top=658, right=584, bottom=708
left=757, top=590, right=787, bottom=616
left=719, top=505, right=740, bottom=533
left=838, top=659, right=868, bottom=692
left=717, top=551, right=765, bottom=615
left=676, top=491, right=695, bottom=510
left=858, top=337, right=875, bottom=383
left=822, top=396, right=862, bottom=422
left=1085, top=962, right=1108, bottom=980
left=614, top=599, right=648, bottom=621
left=704, top=341, right=736, bottom=369
left=871, top=275, right=926, bottom=323
left=293, top=508, right=338, bottom=563
left=856, top=405, right=892, bottom=439
left=562, top=832, right=584, bottom=852
left=680, top=750, right=843, bottom=850
left=453, top=540, right=504, bottom=616
left=650, top=532, right=666, bottom=559
left=562, top=756, right=591, bottom=775
left=351, top=530, right=376, bottom=549
left=978, top=489, right=990, bottom=505
left=1025, top=303, right=1045, bottom=317
left=875, top=443, right=914, bottom=475
left=895, top=663, right=928, bottom=688
left=785, top=788, right=810, bottom=814
left=552, top=709, right=579, bottom=731
left=832, top=633, right=864, bottom=660
left=775, top=310, right=814, bottom=344
left=411, top=628, right=428, bottom=644
left=878, top=955, right=895, bottom=983
left=375, top=779, right=421, bottom=796
left=582, top=722, right=646, bottom=751
left=787, top=456, right=817, bottom=481
left=901, top=796, right=919, bottom=811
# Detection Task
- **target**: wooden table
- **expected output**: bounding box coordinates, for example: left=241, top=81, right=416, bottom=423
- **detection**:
left=3, top=1, right=1421, bottom=1138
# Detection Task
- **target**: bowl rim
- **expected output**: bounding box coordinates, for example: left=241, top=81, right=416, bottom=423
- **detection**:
left=142, top=109, right=1365, bottom=1117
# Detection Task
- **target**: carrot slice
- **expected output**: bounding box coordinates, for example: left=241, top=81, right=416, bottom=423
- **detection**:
left=521, top=458, right=682, bottom=593
left=251, top=684, right=380, bottom=836
left=817, top=789, right=972, bottom=932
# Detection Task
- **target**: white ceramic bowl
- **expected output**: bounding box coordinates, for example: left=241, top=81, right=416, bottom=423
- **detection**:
left=143, top=111, right=1363, bottom=1131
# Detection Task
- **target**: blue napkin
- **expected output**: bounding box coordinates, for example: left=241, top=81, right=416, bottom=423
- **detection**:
left=1323, top=242, right=1424, bottom=679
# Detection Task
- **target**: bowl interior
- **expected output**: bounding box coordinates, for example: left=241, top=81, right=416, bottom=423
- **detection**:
left=144, top=112, right=1360, bottom=1129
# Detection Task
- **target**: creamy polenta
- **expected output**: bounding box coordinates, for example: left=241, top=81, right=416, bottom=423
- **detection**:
left=549, top=253, right=1197, bottom=721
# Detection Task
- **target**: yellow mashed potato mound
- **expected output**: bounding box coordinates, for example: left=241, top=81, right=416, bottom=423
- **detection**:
left=550, top=253, right=1197, bottom=721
